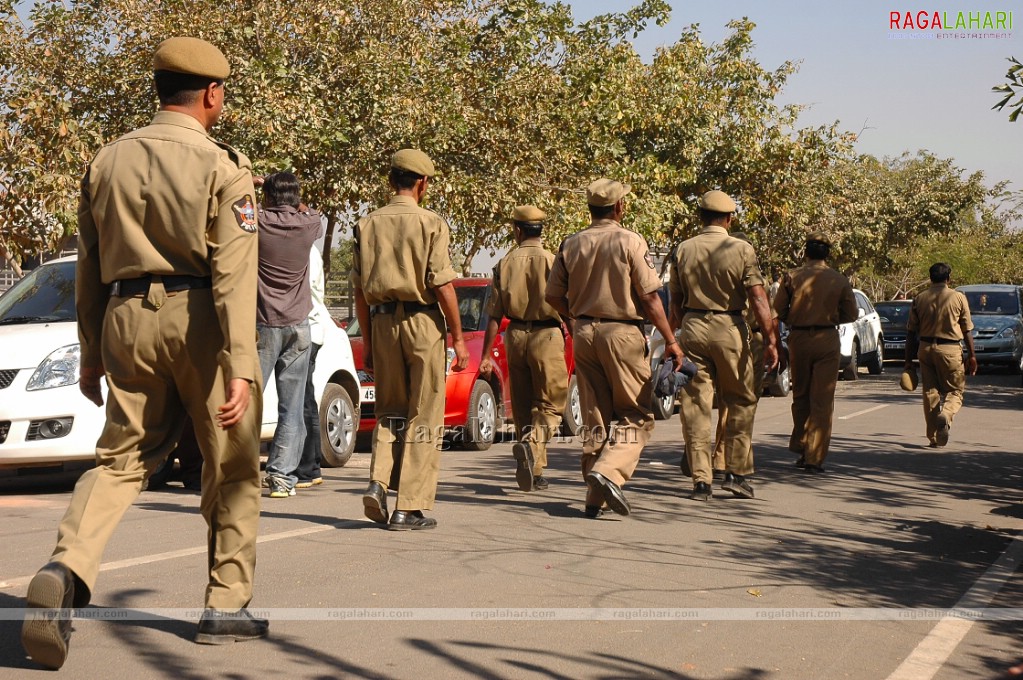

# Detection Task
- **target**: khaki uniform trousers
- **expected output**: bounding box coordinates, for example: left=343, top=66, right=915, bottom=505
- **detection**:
left=370, top=306, right=445, bottom=511
left=52, top=284, right=262, bottom=610
left=918, top=343, right=966, bottom=443
left=573, top=320, right=653, bottom=488
left=713, top=329, right=765, bottom=469
left=504, top=325, right=568, bottom=475
left=679, top=313, right=756, bottom=484
left=787, top=328, right=840, bottom=466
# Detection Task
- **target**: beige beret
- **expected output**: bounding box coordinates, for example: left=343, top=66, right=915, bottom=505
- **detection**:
left=807, top=230, right=832, bottom=246
left=153, top=37, right=230, bottom=79
left=511, top=205, right=546, bottom=224
left=900, top=365, right=919, bottom=392
left=391, top=149, right=436, bottom=177
left=586, top=178, right=631, bottom=207
left=698, top=190, right=737, bottom=213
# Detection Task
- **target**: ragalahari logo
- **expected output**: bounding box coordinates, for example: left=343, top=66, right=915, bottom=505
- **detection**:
left=889, top=9, right=1014, bottom=39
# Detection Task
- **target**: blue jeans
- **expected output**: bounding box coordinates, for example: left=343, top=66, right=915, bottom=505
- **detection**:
left=258, top=322, right=311, bottom=488
left=295, top=342, right=322, bottom=482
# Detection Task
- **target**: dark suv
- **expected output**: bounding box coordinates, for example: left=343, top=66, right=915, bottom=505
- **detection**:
left=875, top=300, right=913, bottom=362
left=956, top=284, right=1023, bottom=373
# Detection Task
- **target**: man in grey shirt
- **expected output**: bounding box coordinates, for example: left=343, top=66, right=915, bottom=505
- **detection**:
left=256, top=172, right=323, bottom=497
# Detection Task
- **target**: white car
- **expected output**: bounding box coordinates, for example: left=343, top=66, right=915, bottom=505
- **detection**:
left=0, top=256, right=361, bottom=475
left=838, top=289, right=884, bottom=380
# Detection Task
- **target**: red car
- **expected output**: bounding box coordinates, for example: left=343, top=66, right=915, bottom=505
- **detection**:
left=347, top=278, right=579, bottom=450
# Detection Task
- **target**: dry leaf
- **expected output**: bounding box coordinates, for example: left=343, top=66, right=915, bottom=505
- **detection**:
left=747, top=588, right=762, bottom=597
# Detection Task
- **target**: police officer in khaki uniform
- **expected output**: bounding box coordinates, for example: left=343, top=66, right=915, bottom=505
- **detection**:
left=23, top=38, right=266, bottom=670
left=353, top=149, right=469, bottom=530
left=669, top=191, right=777, bottom=501
left=479, top=205, right=568, bottom=492
left=710, top=231, right=780, bottom=475
left=905, top=262, right=977, bottom=447
left=773, top=232, right=857, bottom=472
left=547, top=179, right=683, bottom=518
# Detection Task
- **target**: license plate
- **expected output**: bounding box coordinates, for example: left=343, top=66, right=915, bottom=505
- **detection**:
left=884, top=343, right=904, bottom=350
left=361, top=387, right=375, bottom=402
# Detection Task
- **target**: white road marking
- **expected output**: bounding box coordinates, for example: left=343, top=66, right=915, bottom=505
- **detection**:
left=886, top=533, right=1023, bottom=680
left=838, top=404, right=889, bottom=420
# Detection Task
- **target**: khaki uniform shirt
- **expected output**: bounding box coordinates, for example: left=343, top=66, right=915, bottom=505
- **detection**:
left=546, top=219, right=661, bottom=320
left=773, top=261, right=858, bottom=326
left=907, top=284, right=973, bottom=340
left=76, top=111, right=259, bottom=381
left=351, top=195, right=458, bottom=306
left=487, top=238, right=561, bottom=322
left=669, top=226, right=765, bottom=312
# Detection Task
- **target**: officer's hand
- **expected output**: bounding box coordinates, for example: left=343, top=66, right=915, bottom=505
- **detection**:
left=778, top=344, right=790, bottom=371
left=451, top=338, right=470, bottom=371
left=363, top=344, right=373, bottom=371
left=479, top=357, right=494, bottom=376
left=80, top=365, right=105, bottom=407
left=763, top=344, right=779, bottom=372
left=967, top=356, right=978, bottom=376
left=665, top=341, right=685, bottom=368
left=217, top=378, right=251, bottom=429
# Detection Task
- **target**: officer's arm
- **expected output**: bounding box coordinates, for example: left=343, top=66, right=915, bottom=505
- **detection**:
left=75, top=167, right=105, bottom=407
left=905, top=301, right=919, bottom=367
left=436, top=282, right=470, bottom=371
left=746, top=284, right=778, bottom=371
left=354, top=287, right=373, bottom=370
left=479, top=318, right=501, bottom=376
left=640, top=291, right=684, bottom=366
left=960, top=300, right=978, bottom=375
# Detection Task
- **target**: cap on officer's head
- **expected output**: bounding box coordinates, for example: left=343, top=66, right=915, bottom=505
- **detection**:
left=153, top=37, right=231, bottom=79
left=391, top=149, right=436, bottom=178
left=698, top=190, right=737, bottom=213
left=806, top=230, right=832, bottom=246
left=586, top=179, right=631, bottom=207
left=512, top=205, right=546, bottom=224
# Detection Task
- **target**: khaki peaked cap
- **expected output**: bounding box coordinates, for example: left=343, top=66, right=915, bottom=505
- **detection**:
left=153, top=37, right=230, bottom=79
left=586, top=178, right=631, bottom=207
left=807, top=230, right=832, bottom=246
left=391, top=149, right=436, bottom=177
left=512, top=205, right=546, bottom=224
left=698, top=190, right=737, bottom=213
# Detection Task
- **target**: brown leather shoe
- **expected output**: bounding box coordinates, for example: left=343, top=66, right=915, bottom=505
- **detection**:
left=22, top=563, right=76, bottom=669
left=362, top=481, right=388, bottom=524
left=512, top=442, right=535, bottom=491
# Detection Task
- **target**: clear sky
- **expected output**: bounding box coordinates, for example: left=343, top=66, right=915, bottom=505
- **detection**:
left=571, top=0, right=1021, bottom=194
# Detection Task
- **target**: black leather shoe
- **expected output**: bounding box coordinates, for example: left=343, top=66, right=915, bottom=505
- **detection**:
left=690, top=481, right=712, bottom=501
left=363, top=481, right=389, bottom=524
left=388, top=510, right=437, bottom=531
left=533, top=476, right=549, bottom=491
left=794, top=456, right=806, bottom=468
left=585, top=471, right=630, bottom=516
left=935, top=413, right=950, bottom=447
left=195, top=608, right=269, bottom=645
left=804, top=464, right=825, bottom=474
left=513, top=442, right=535, bottom=491
left=22, top=562, right=76, bottom=669
left=721, top=472, right=754, bottom=498
left=584, top=504, right=604, bottom=519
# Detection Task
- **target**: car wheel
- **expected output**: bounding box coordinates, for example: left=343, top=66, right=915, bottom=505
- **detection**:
left=560, top=374, right=582, bottom=436
left=319, top=383, right=356, bottom=467
left=463, top=380, right=496, bottom=451
left=866, top=335, right=884, bottom=375
left=651, top=388, right=674, bottom=420
left=841, top=339, right=859, bottom=381
left=768, top=363, right=791, bottom=397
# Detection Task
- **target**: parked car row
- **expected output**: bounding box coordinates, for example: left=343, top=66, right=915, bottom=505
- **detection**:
left=0, top=256, right=362, bottom=476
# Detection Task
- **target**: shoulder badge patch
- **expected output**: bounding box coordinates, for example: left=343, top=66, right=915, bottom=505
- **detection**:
left=644, top=252, right=656, bottom=269
left=233, top=195, right=257, bottom=233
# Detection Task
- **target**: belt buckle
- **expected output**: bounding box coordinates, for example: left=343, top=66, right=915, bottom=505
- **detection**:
left=111, top=281, right=121, bottom=296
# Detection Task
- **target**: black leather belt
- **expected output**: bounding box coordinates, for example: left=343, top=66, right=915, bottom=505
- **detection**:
left=920, top=336, right=960, bottom=345
left=683, top=308, right=742, bottom=316
left=791, top=325, right=837, bottom=331
left=576, top=315, right=644, bottom=328
left=110, top=274, right=212, bottom=297
left=370, top=300, right=439, bottom=315
left=507, top=318, right=561, bottom=329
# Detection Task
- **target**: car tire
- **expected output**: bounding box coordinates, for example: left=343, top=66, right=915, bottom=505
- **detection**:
left=866, top=335, right=884, bottom=375
left=841, top=340, right=859, bottom=381
left=463, top=380, right=497, bottom=451
left=767, top=363, right=791, bottom=397
left=560, top=374, right=582, bottom=436
left=319, top=383, right=356, bottom=467
left=651, top=389, right=675, bottom=420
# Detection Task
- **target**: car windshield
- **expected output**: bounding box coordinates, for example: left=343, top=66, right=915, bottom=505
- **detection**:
left=345, top=285, right=489, bottom=337
left=875, top=302, right=911, bottom=325
left=963, top=291, right=1020, bottom=316
left=0, top=261, right=77, bottom=325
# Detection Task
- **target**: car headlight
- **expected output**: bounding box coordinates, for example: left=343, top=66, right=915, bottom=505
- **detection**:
left=996, top=327, right=1018, bottom=339
left=27, top=344, right=81, bottom=391
left=445, top=347, right=456, bottom=374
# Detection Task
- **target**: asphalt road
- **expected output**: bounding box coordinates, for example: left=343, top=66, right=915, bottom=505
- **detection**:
left=0, top=368, right=1021, bottom=679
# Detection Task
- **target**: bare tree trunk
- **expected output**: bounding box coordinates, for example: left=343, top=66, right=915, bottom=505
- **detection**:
left=0, top=241, right=24, bottom=277
left=322, top=211, right=338, bottom=276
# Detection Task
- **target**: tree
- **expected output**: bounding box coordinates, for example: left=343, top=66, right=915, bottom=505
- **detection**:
left=992, top=56, right=1023, bottom=122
